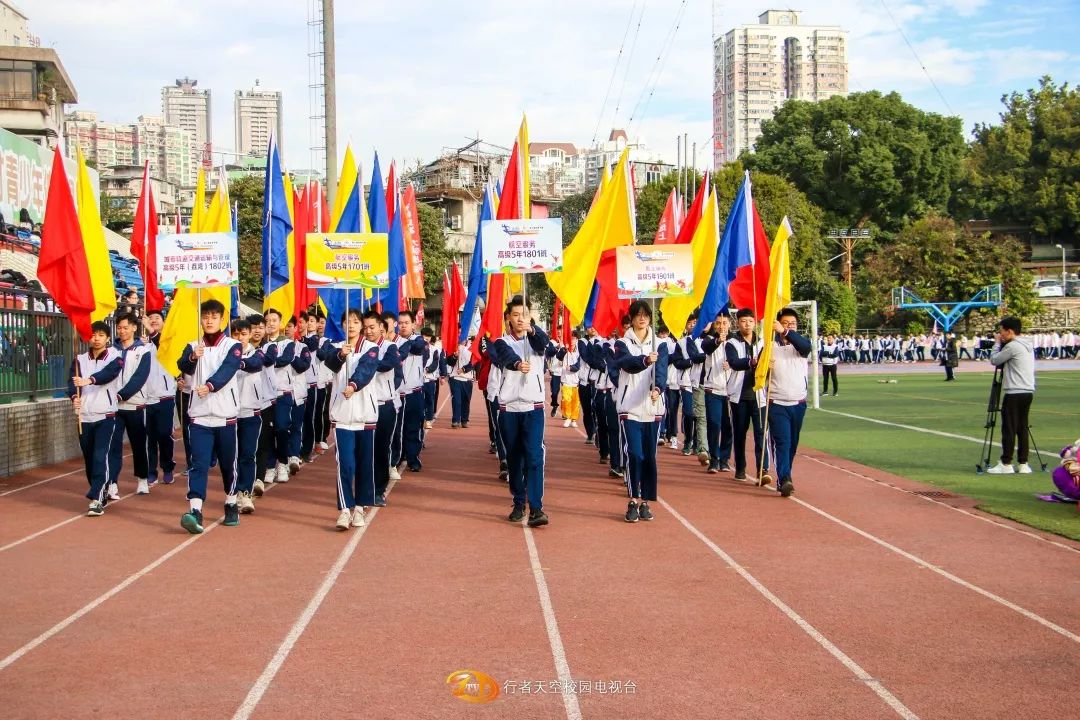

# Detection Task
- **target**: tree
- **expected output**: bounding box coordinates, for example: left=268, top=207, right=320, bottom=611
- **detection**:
left=230, top=175, right=264, bottom=300
left=417, top=202, right=453, bottom=298
left=746, top=91, right=966, bottom=231
left=957, top=76, right=1080, bottom=240
left=101, top=199, right=133, bottom=232
left=857, top=214, right=1041, bottom=326
left=634, top=170, right=702, bottom=243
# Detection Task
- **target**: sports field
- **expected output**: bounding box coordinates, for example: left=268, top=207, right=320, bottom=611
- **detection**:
left=802, top=369, right=1079, bottom=540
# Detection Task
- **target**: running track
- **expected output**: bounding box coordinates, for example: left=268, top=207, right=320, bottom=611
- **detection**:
left=1, top=392, right=1078, bottom=719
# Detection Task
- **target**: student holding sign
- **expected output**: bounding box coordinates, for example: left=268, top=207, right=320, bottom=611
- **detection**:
left=317, top=308, right=382, bottom=530
left=614, top=301, right=669, bottom=523
left=491, top=295, right=554, bottom=527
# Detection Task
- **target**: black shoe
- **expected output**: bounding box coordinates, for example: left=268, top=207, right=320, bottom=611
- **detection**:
left=609, top=468, right=624, bottom=479
left=624, top=501, right=639, bottom=523
left=585, top=437, right=595, bottom=445
left=719, top=462, right=731, bottom=472
left=550, top=407, right=557, bottom=417
left=499, top=462, right=509, bottom=480
left=509, top=504, right=526, bottom=522
left=527, top=508, right=549, bottom=527
left=407, top=464, right=422, bottom=473
left=180, top=508, right=204, bottom=534
left=301, top=454, right=313, bottom=464
left=373, top=494, right=387, bottom=507
left=598, top=455, right=609, bottom=464
left=223, top=503, right=239, bottom=527
left=488, top=443, right=497, bottom=454
left=707, top=464, right=719, bottom=475
left=638, top=501, right=654, bottom=521
left=461, top=422, right=469, bottom=428
left=681, top=447, right=693, bottom=457
left=734, top=470, right=747, bottom=480
left=451, top=422, right=460, bottom=429
left=779, top=478, right=794, bottom=497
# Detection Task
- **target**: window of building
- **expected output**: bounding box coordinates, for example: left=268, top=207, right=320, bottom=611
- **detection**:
left=0, top=59, right=36, bottom=99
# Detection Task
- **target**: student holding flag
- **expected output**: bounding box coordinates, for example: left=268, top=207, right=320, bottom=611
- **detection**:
left=108, top=313, right=153, bottom=497
left=447, top=339, right=475, bottom=428
left=725, top=308, right=770, bottom=484
left=614, top=301, right=669, bottom=523
left=142, top=310, right=177, bottom=486
left=764, top=308, right=811, bottom=497
left=700, top=313, right=734, bottom=474
left=365, top=310, right=401, bottom=507
left=69, top=322, right=124, bottom=517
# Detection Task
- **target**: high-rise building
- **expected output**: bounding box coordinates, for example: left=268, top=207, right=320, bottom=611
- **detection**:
left=713, top=10, right=848, bottom=165
left=162, top=77, right=210, bottom=184
left=234, top=82, right=283, bottom=159
left=64, top=111, right=194, bottom=188
left=0, top=1, right=38, bottom=47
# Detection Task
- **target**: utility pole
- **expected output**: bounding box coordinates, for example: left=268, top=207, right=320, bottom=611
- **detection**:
left=322, top=0, right=338, bottom=202
left=827, top=228, right=872, bottom=288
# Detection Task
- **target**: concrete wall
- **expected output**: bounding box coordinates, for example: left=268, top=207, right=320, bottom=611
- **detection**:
left=0, top=398, right=80, bottom=477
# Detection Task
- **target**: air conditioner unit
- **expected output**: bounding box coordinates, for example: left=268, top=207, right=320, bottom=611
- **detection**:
left=450, top=216, right=462, bottom=231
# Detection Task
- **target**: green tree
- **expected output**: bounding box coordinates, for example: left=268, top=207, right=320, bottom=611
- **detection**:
left=957, top=76, right=1080, bottom=239
left=230, top=175, right=265, bottom=300
left=857, top=214, right=1041, bottom=326
left=101, top=199, right=133, bottom=232
left=635, top=170, right=702, bottom=243
left=417, top=202, right=453, bottom=298
left=746, top=91, right=966, bottom=231
left=550, top=189, right=594, bottom=246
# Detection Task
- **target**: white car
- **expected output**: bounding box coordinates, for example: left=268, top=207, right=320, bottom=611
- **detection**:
left=1034, top=279, right=1064, bottom=297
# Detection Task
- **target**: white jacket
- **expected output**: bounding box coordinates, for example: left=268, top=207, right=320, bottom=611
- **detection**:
left=614, top=328, right=667, bottom=422
left=114, top=340, right=153, bottom=410
left=768, top=333, right=810, bottom=406
left=372, top=339, right=401, bottom=408
left=145, top=336, right=177, bottom=402
left=185, top=336, right=243, bottom=426
left=236, top=345, right=268, bottom=418
left=701, top=334, right=730, bottom=395
left=494, top=329, right=552, bottom=412
left=327, top=339, right=380, bottom=430
left=72, top=348, right=122, bottom=423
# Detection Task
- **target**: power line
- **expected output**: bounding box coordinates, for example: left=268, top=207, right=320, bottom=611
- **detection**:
left=878, top=0, right=956, bottom=116
left=628, top=0, right=691, bottom=131
left=591, top=1, right=640, bottom=146
left=610, top=0, right=648, bottom=130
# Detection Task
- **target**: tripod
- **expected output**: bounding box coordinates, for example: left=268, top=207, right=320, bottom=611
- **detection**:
left=975, top=366, right=1049, bottom=473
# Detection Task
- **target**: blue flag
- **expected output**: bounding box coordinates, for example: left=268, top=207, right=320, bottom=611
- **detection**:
left=231, top=201, right=240, bottom=319
left=319, top=165, right=364, bottom=342
left=693, top=173, right=754, bottom=338
left=261, top=136, right=292, bottom=299
left=459, top=183, right=495, bottom=344
left=582, top=280, right=600, bottom=329
left=382, top=201, right=407, bottom=316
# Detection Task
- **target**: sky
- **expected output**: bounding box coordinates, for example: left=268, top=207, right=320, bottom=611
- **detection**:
left=27, top=0, right=1079, bottom=173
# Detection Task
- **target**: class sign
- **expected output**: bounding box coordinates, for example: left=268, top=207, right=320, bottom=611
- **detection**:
left=480, top=219, right=563, bottom=274
left=305, top=233, right=390, bottom=289
left=615, top=245, right=693, bottom=299
left=156, top=232, right=239, bottom=290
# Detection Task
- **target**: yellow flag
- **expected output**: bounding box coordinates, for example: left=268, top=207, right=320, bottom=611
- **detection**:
left=753, top=217, right=793, bottom=392
left=264, top=171, right=296, bottom=313
left=157, top=174, right=233, bottom=375
left=75, top=148, right=116, bottom=322
left=517, top=116, right=530, bottom=220
left=546, top=147, right=635, bottom=320
left=192, top=167, right=207, bottom=233
left=331, top=144, right=371, bottom=233
left=660, top=186, right=720, bottom=337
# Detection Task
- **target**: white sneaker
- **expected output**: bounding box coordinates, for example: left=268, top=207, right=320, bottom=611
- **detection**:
left=276, top=463, right=290, bottom=483
left=107, top=483, right=121, bottom=501
left=253, top=478, right=265, bottom=497
left=1017, top=463, right=1033, bottom=474
left=351, top=507, right=366, bottom=527
left=562, top=418, right=571, bottom=428
left=136, top=478, right=150, bottom=495
left=669, top=438, right=678, bottom=450
left=238, top=491, right=255, bottom=514
left=263, top=469, right=275, bottom=486
left=986, top=462, right=1015, bottom=474
left=335, top=508, right=351, bottom=530
left=571, top=421, right=578, bottom=428
left=388, top=466, right=401, bottom=481
left=318, top=441, right=329, bottom=451
left=288, top=456, right=301, bottom=475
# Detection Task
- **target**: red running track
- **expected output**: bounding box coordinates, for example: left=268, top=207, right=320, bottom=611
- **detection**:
left=1, top=391, right=1078, bottom=719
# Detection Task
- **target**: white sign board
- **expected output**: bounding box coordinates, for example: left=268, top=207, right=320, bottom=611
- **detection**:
left=480, top=219, right=563, bottom=274
left=156, top=232, right=239, bottom=291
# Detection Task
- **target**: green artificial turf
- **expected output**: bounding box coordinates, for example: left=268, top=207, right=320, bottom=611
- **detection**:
left=800, top=369, right=1080, bottom=540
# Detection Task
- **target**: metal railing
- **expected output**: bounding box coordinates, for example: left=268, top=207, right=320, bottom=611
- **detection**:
left=0, top=286, right=78, bottom=403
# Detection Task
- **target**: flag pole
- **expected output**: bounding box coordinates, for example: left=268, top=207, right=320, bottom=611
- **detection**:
left=73, top=334, right=82, bottom=435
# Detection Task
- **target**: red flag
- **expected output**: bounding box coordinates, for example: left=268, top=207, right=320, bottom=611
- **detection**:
left=561, top=304, right=572, bottom=346
left=591, top=249, right=629, bottom=338
left=292, top=182, right=317, bottom=318
left=728, top=199, right=772, bottom=316
left=653, top=188, right=681, bottom=245
left=441, top=264, right=464, bottom=353
left=130, top=161, right=165, bottom=312
left=39, top=148, right=94, bottom=340
left=673, top=175, right=709, bottom=245
left=551, top=297, right=562, bottom=341
left=416, top=301, right=425, bottom=327
left=401, top=184, right=425, bottom=298
left=385, top=162, right=397, bottom=228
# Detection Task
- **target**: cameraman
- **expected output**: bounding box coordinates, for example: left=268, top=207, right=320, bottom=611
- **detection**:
left=987, top=316, right=1035, bottom=474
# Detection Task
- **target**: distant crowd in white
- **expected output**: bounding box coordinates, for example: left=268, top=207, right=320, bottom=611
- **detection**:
left=818, top=331, right=1078, bottom=364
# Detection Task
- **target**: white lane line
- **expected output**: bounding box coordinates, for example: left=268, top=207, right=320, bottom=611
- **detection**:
left=232, top=462, right=408, bottom=720
left=788, top=493, right=1080, bottom=644
left=0, top=514, right=225, bottom=671
left=0, top=453, right=133, bottom=497
left=817, top=408, right=993, bottom=446
left=523, top=526, right=582, bottom=720
left=0, top=492, right=136, bottom=554
left=658, top=497, right=919, bottom=720
left=802, top=455, right=1080, bottom=555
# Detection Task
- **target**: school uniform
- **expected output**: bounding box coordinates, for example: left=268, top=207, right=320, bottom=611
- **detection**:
left=300, top=333, right=322, bottom=459
left=767, top=329, right=811, bottom=496
left=725, top=334, right=769, bottom=478
left=671, top=336, right=704, bottom=454
left=546, top=350, right=562, bottom=416
left=395, top=332, right=428, bottom=471
left=447, top=342, right=475, bottom=426
left=177, top=332, right=243, bottom=510
left=235, top=344, right=267, bottom=500
left=370, top=338, right=402, bottom=502
left=110, top=338, right=152, bottom=491
left=423, top=340, right=442, bottom=423
left=596, top=339, right=623, bottom=473
left=659, top=336, right=680, bottom=442
left=614, top=328, right=669, bottom=503
left=254, top=340, right=279, bottom=487
left=288, top=339, right=312, bottom=462
left=69, top=348, right=123, bottom=506
left=177, top=370, right=194, bottom=469
left=144, top=332, right=177, bottom=483
left=578, top=338, right=597, bottom=442
left=700, top=333, right=733, bottom=471
left=820, top=341, right=840, bottom=395
left=267, top=335, right=311, bottom=473
left=583, top=338, right=612, bottom=461
left=320, top=338, right=382, bottom=511
left=492, top=326, right=554, bottom=515
left=485, top=352, right=508, bottom=462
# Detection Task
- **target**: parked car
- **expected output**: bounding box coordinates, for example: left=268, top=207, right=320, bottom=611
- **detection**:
left=1066, top=280, right=1080, bottom=298
left=1034, top=279, right=1065, bottom=297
